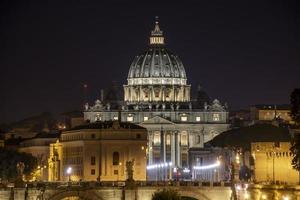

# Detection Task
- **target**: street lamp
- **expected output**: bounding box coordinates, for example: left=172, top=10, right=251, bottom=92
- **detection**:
left=67, top=167, right=72, bottom=182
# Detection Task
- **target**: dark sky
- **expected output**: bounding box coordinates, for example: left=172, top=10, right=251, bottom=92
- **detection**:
left=1, top=0, right=300, bottom=123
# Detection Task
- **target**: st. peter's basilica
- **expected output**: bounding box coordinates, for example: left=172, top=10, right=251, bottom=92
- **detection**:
left=84, top=19, right=229, bottom=170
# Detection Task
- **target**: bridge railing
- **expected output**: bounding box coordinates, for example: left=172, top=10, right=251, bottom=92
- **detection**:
left=0, top=181, right=231, bottom=189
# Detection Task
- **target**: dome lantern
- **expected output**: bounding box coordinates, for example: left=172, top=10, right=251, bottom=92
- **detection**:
left=149, top=17, right=164, bottom=45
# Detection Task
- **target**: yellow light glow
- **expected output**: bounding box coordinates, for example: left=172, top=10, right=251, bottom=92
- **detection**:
left=283, top=196, right=289, bottom=200
left=244, top=193, right=250, bottom=199
left=262, top=194, right=267, bottom=199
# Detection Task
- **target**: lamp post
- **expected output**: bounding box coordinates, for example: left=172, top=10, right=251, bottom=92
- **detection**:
left=67, top=167, right=72, bottom=182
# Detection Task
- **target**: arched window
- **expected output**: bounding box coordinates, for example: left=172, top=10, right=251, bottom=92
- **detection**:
left=113, top=152, right=119, bottom=166
left=196, top=135, right=201, bottom=144
left=180, top=131, right=188, bottom=146
left=166, top=134, right=171, bottom=145
left=153, top=132, right=161, bottom=145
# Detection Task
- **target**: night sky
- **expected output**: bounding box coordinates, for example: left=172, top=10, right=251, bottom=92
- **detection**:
left=1, top=0, right=300, bottom=123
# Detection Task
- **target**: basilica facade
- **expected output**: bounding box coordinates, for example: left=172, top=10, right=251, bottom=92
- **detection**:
left=84, top=20, right=230, bottom=172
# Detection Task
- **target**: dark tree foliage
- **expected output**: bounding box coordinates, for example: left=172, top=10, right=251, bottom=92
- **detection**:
left=0, top=148, right=37, bottom=182
left=290, top=89, right=300, bottom=172
left=152, top=188, right=181, bottom=200
left=290, top=88, right=300, bottom=126
left=291, top=134, right=300, bottom=171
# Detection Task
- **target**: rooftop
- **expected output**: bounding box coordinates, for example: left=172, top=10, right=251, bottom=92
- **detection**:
left=208, top=124, right=291, bottom=149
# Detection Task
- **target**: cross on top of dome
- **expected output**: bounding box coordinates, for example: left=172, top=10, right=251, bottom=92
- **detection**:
left=150, top=16, right=164, bottom=45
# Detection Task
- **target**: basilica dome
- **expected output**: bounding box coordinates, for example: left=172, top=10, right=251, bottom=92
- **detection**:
left=127, top=20, right=187, bottom=86
left=124, top=19, right=191, bottom=103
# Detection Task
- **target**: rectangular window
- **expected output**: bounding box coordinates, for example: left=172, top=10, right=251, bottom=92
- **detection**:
left=213, top=113, right=220, bottom=121
left=114, top=170, right=118, bottom=175
left=181, top=116, right=188, bottom=122
left=91, top=156, right=96, bottom=165
left=144, top=116, right=149, bottom=121
left=196, top=116, right=201, bottom=122
left=91, top=169, right=95, bottom=175
left=127, top=116, right=133, bottom=122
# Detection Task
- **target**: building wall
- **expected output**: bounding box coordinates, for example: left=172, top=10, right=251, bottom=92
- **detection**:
left=48, top=127, right=147, bottom=182
left=251, top=142, right=298, bottom=184
left=19, top=146, right=50, bottom=181
left=18, top=138, right=57, bottom=181
left=250, top=106, right=292, bottom=123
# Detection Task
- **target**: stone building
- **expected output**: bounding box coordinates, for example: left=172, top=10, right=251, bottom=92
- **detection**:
left=83, top=19, right=230, bottom=174
left=48, top=121, right=147, bottom=182
left=250, top=104, right=292, bottom=124
left=18, top=132, right=59, bottom=181
left=251, top=142, right=298, bottom=184
left=210, top=123, right=297, bottom=184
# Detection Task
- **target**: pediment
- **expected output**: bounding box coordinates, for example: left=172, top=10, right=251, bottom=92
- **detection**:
left=140, top=116, right=174, bottom=125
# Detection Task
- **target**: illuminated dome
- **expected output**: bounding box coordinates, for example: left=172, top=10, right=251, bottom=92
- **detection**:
left=124, top=18, right=191, bottom=104
left=127, top=20, right=187, bottom=86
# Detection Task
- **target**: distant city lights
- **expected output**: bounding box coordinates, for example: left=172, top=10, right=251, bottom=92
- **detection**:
left=146, top=162, right=172, bottom=170
left=193, top=160, right=220, bottom=170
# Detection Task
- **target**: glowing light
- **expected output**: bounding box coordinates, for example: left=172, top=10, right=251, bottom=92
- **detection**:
left=283, top=196, right=289, bottom=200
left=244, top=192, right=250, bottom=199
left=183, top=168, right=190, bottom=173
left=262, top=194, right=267, bottom=200
left=147, top=162, right=172, bottom=170
left=193, top=160, right=220, bottom=170
left=236, top=153, right=240, bottom=164
left=236, top=184, right=241, bottom=191
left=67, top=167, right=72, bottom=175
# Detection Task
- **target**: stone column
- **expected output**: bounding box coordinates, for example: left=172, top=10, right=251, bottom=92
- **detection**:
left=176, top=131, right=181, bottom=167
left=160, top=129, right=165, bottom=163
left=148, top=132, right=153, bottom=165
left=171, top=131, right=176, bottom=165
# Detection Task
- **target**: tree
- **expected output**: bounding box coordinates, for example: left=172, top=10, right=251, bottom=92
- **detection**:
left=290, top=88, right=300, bottom=126
left=0, top=148, right=37, bottom=182
left=291, top=134, right=300, bottom=171
left=152, top=188, right=181, bottom=200
left=290, top=89, right=300, bottom=182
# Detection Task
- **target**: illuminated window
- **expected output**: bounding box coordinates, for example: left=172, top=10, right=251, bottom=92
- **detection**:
left=127, top=115, right=133, bottom=122
left=113, top=116, right=118, bottom=120
left=153, top=132, right=160, bottom=145
left=196, top=116, right=201, bottom=121
left=181, top=116, right=188, bottom=122
left=213, top=113, right=220, bottom=121
left=95, top=114, right=101, bottom=121
left=166, top=135, right=171, bottom=145
left=113, top=152, right=119, bottom=165
left=144, top=116, right=149, bottom=121
left=181, top=132, right=188, bottom=146
left=91, top=169, right=95, bottom=175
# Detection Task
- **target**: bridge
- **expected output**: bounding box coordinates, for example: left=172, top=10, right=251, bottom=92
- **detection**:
left=0, top=181, right=231, bottom=200
left=0, top=182, right=299, bottom=200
